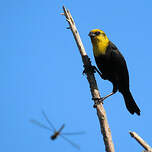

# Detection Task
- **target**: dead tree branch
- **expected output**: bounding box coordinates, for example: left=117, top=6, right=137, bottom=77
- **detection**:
left=61, top=6, right=115, bottom=152
left=130, top=131, right=152, bottom=152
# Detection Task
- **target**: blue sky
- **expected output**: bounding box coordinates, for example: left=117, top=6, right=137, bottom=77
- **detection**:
left=1, top=0, right=152, bottom=152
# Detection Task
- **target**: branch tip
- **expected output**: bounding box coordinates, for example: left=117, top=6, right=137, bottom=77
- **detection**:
left=129, top=131, right=134, bottom=137
left=129, top=131, right=152, bottom=152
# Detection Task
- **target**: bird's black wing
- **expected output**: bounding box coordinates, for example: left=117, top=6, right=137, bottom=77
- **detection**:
left=109, top=42, right=140, bottom=115
left=109, top=41, right=126, bottom=68
left=109, top=41, right=129, bottom=90
left=109, top=41, right=118, bottom=50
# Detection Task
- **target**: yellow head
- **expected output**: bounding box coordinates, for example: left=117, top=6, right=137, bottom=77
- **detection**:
left=88, top=29, right=109, bottom=56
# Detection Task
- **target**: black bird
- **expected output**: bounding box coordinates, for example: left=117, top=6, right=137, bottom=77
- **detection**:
left=88, top=29, right=140, bottom=115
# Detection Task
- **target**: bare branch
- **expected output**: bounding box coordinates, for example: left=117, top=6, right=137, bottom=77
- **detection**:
left=130, top=131, right=152, bottom=152
left=61, top=6, right=115, bottom=152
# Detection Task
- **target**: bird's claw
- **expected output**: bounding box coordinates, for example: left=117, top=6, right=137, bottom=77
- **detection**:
left=92, top=97, right=104, bottom=108
left=83, top=65, right=96, bottom=75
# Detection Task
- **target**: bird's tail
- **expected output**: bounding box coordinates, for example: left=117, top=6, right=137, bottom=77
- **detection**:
left=122, top=90, right=140, bottom=115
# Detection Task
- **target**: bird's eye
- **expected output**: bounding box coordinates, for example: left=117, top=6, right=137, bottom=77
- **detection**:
left=95, top=31, right=100, bottom=35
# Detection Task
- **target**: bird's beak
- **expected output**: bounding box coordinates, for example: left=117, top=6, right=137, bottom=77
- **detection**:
left=88, top=32, right=96, bottom=37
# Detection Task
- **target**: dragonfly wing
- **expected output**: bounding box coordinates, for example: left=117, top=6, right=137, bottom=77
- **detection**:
left=61, top=131, right=85, bottom=136
left=42, top=110, right=56, bottom=132
left=60, top=134, right=80, bottom=150
left=30, top=119, right=53, bottom=132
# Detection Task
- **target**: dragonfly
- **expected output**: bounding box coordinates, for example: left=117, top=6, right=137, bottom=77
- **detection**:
left=30, top=111, right=85, bottom=150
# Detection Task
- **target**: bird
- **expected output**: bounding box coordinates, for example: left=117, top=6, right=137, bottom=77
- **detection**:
left=88, top=29, right=140, bottom=115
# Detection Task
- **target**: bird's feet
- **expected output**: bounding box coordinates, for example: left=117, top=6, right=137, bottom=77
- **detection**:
left=83, top=65, right=105, bottom=80
left=92, top=92, right=116, bottom=108
left=92, top=97, right=104, bottom=108
left=83, top=63, right=105, bottom=81
left=83, top=65, right=96, bottom=75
